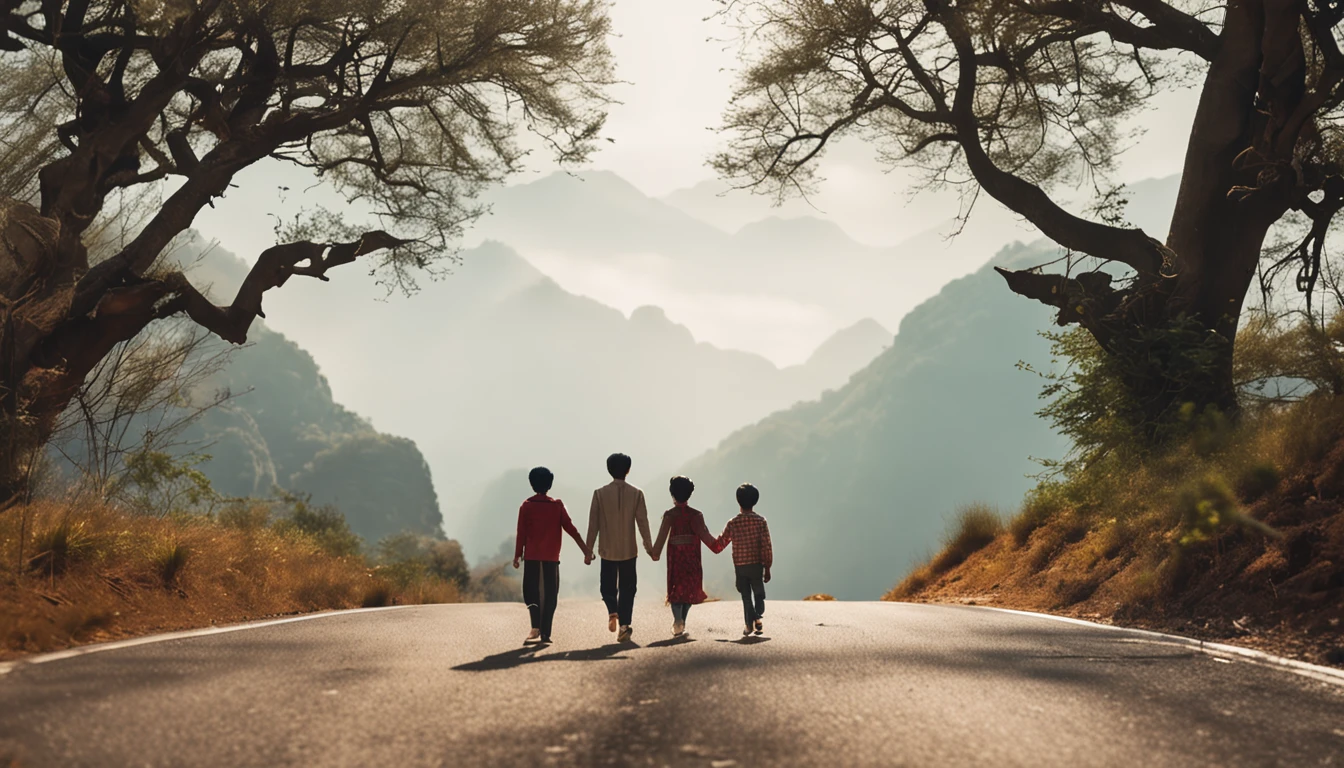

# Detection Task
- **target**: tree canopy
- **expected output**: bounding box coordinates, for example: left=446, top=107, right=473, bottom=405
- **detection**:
left=0, top=0, right=613, bottom=501
left=715, top=0, right=1344, bottom=425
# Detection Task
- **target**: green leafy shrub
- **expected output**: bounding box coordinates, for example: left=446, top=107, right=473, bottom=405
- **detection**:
left=1175, top=475, right=1280, bottom=547
left=373, top=532, right=472, bottom=593
left=118, top=450, right=221, bottom=517
left=271, top=492, right=363, bottom=557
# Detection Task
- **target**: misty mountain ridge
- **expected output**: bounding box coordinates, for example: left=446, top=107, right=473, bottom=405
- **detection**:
left=679, top=241, right=1075, bottom=601
left=191, top=238, right=890, bottom=560
left=468, top=170, right=1180, bottom=365
left=664, top=170, right=1180, bottom=600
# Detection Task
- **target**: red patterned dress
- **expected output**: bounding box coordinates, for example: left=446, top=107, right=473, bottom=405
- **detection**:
left=652, top=504, right=723, bottom=604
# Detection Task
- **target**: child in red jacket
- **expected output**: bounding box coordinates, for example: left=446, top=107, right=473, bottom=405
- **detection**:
left=513, top=467, right=590, bottom=644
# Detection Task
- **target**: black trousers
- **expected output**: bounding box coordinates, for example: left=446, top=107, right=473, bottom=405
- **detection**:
left=522, top=560, right=560, bottom=639
left=600, top=557, right=638, bottom=626
left=735, top=564, right=766, bottom=625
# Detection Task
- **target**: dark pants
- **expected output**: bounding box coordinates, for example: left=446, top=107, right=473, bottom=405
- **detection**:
left=522, top=560, right=560, bottom=639
left=735, top=564, right=766, bottom=626
left=600, top=557, right=638, bottom=627
left=671, top=603, right=691, bottom=623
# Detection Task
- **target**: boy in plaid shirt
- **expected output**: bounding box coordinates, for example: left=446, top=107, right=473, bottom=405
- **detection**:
left=717, top=483, right=773, bottom=636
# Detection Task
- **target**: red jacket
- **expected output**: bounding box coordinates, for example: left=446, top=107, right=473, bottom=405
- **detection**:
left=515, top=495, right=585, bottom=562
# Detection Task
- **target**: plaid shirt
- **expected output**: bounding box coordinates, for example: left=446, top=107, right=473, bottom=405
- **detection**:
left=718, top=511, right=772, bottom=568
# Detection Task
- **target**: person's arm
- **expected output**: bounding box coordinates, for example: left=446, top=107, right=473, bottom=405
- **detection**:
left=513, top=504, right=526, bottom=568
left=559, top=502, right=589, bottom=558
left=695, top=513, right=722, bottom=553
left=716, top=518, right=734, bottom=552
left=651, top=514, right=670, bottom=560
left=762, top=519, right=773, bottom=580
left=635, top=490, right=655, bottom=556
left=585, top=491, right=600, bottom=563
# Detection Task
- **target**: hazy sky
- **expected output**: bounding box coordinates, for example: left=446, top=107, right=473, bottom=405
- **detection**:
left=191, top=1, right=1202, bottom=365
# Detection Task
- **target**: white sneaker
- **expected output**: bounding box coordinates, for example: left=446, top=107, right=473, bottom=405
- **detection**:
left=672, top=621, right=685, bottom=637
left=525, top=628, right=541, bottom=644
left=743, top=625, right=753, bottom=636
left=608, top=613, right=619, bottom=633
left=617, top=625, right=633, bottom=643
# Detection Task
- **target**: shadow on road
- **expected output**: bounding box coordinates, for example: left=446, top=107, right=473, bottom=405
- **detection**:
left=645, top=636, right=695, bottom=648
left=452, top=643, right=636, bottom=672
left=715, top=636, right=771, bottom=646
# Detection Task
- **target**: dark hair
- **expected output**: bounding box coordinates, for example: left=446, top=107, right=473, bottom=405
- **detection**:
left=606, top=453, right=632, bottom=479
left=528, top=467, right=554, bottom=494
left=669, top=476, right=695, bottom=503
left=736, top=483, right=760, bottom=510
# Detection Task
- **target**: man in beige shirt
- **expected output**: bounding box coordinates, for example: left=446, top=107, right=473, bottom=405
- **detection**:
left=584, top=453, right=655, bottom=642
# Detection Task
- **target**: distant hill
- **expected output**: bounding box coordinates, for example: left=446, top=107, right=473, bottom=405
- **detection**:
left=180, top=321, right=444, bottom=545
left=47, top=234, right=446, bottom=547
left=192, top=239, right=889, bottom=559
left=468, top=171, right=1180, bottom=366
left=678, top=241, right=1073, bottom=600
left=467, top=170, right=988, bottom=363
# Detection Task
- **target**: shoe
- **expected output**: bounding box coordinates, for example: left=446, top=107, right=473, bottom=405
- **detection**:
left=539, top=636, right=552, bottom=645
left=672, top=621, right=685, bottom=637
left=743, top=625, right=753, bottom=636
left=608, top=613, right=619, bottom=633
left=754, top=620, right=763, bottom=635
left=617, top=625, right=633, bottom=643
left=525, top=628, right=541, bottom=644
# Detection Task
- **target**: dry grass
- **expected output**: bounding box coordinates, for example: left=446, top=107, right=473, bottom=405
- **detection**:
left=883, top=395, right=1344, bottom=665
left=802, top=593, right=836, bottom=601
left=1, top=500, right=460, bottom=658
left=888, top=505, right=1004, bottom=599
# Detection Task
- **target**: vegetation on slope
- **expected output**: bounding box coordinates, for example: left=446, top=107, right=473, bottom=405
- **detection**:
left=2, top=493, right=468, bottom=659
left=888, top=319, right=1344, bottom=665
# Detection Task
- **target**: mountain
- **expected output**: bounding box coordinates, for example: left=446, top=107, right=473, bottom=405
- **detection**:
left=677, top=241, right=1074, bottom=601
left=46, top=233, right=446, bottom=546
left=468, top=171, right=1180, bottom=366
left=660, top=179, right=825, bottom=235
left=180, top=321, right=445, bottom=545
left=466, top=171, right=991, bottom=364
left=195, top=239, right=889, bottom=559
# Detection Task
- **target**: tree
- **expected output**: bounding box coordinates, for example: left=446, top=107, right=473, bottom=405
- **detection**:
left=714, top=0, right=1344, bottom=436
left=48, top=319, right=234, bottom=499
left=0, top=0, right=612, bottom=504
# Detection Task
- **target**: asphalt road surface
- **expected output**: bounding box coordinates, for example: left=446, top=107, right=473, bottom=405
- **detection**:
left=2, top=601, right=1342, bottom=767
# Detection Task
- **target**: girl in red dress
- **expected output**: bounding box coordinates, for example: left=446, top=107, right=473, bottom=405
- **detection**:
left=650, top=475, right=724, bottom=637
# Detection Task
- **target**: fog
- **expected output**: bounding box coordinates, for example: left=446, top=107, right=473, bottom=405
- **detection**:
left=173, top=2, right=1195, bottom=593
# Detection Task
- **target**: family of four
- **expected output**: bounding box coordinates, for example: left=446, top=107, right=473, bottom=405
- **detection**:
left=512, top=452, right=774, bottom=644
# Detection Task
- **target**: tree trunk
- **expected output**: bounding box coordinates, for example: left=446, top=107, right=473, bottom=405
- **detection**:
left=999, top=0, right=1305, bottom=438
left=0, top=199, right=161, bottom=505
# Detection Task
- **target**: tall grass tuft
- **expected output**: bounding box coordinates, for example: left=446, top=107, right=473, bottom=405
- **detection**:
left=930, top=504, right=1004, bottom=573
left=28, top=520, right=95, bottom=576
left=151, top=540, right=190, bottom=586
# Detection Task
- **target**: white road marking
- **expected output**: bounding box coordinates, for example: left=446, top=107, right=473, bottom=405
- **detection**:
left=961, top=604, right=1344, bottom=687
left=0, top=604, right=420, bottom=676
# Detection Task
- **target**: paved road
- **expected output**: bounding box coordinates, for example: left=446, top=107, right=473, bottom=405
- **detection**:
left=1, top=601, right=1342, bottom=767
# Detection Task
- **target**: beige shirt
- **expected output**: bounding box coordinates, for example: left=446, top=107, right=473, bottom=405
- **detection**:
left=586, top=479, right=653, bottom=561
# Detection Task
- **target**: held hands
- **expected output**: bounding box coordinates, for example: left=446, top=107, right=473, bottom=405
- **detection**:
left=584, top=551, right=594, bottom=565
